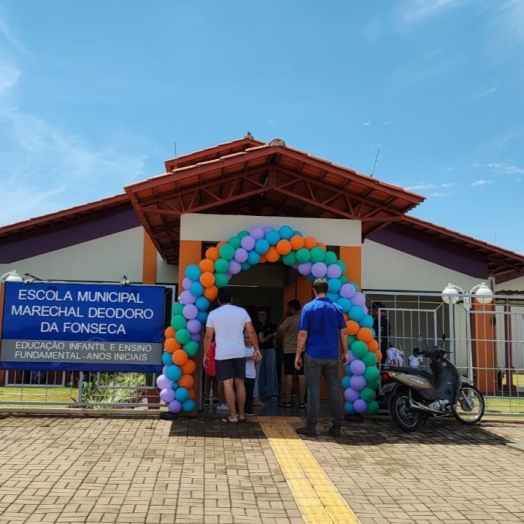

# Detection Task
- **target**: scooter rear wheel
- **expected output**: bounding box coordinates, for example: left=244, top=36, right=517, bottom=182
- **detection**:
left=390, top=390, right=422, bottom=432
left=453, top=385, right=485, bottom=425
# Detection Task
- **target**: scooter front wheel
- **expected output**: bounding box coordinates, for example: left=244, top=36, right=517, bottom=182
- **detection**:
left=453, top=385, right=485, bottom=425
left=390, top=390, right=423, bottom=432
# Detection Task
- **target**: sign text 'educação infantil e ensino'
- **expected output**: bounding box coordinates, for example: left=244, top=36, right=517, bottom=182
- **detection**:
left=0, top=282, right=167, bottom=372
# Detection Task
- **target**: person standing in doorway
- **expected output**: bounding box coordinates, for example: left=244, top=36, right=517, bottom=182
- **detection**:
left=277, top=299, right=306, bottom=408
left=371, top=302, right=391, bottom=365
left=257, top=309, right=279, bottom=400
left=204, top=288, right=261, bottom=423
left=295, top=278, right=348, bottom=437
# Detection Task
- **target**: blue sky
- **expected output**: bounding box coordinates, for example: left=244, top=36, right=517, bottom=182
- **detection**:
left=0, top=1, right=523, bottom=252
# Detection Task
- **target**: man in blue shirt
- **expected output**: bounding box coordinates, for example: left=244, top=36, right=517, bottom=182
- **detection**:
left=295, top=278, right=349, bottom=437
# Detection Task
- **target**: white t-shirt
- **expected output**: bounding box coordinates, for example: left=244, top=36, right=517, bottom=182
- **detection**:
left=245, top=346, right=256, bottom=379
left=206, top=304, right=251, bottom=360
left=409, top=355, right=422, bottom=368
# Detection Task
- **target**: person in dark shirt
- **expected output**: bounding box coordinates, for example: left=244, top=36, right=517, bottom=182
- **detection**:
left=371, top=302, right=391, bottom=365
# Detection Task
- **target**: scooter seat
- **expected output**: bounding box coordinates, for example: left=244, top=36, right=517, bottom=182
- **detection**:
left=384, top=365, right=433, bottom=381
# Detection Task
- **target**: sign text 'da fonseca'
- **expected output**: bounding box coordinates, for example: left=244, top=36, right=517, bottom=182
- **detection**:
left=1, top=282, right=166, bottom=372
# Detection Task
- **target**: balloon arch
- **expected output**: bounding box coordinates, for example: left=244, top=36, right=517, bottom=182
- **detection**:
left=156, top=225, right=381, bottom=415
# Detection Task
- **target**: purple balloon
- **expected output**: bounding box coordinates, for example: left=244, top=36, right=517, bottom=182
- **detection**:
left=311, top=262, right=327, bottom=278
left=179, top=290, right=196, bottom=305
left=156, top=374, right=172, bottom=390
left=347, top=352, right=357, bottom=363
left=351, top=292, right=366, bottom=307
left=160, top=388, right=175, bottom=403
left=326, top=264, right=342, bottom=279
left=340, top=283, right=357, bottom=299
left=350, top=359, right=366, bottom=376
left=183, top=304, right=198, bottom=320
left=162, top=365, right=168, bottom=375
left=229, top=260, right=242, bottom=274
left=298, top=262, right=312, bottom=276
left=168, top=399, right=183, bottom=413
left=182, top=277, right=193, bottom=290
left=234, top=248, right=248, bottom=263
left=350, top=375, right=366, bottom=391
left=354, top=399, right=367, bottom=413
left=241, top=235, right=256, bottom=251
left=362, top=306, right=368, bottom=315
left=344, top=387, right=360, bottom=402
left=191, top=333, right=201, bottom=342
left=263, top=226, right=274, bottom=233
left=186, top=319, right=202, bottom=334
left=250, top=226, right=265, bottom=239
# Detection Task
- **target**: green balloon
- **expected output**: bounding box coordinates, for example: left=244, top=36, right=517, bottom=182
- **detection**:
left=324, top=251, right=338, bottom=265
left=367, top=379, right=380, bottom=391
left=360, top=387, right=376, bottom=402
left=350, top=281, right=359, bottom=291
left=215, top=273, right=229, bottom=288
left=281, top=252, right=297, bottom=266
left=175, top=328, right=191, bottom=345
left=351, top=340, right=368, bottom=358
left=364, top=365, right=380, bottom=382
left=171, top=314, right=187, bottom=330
left=172, top=303, right=184, bottom=316
left=237, top=230, right=249, bottom=239
left=228, top=237, right=241, bottom=249
left=183, top=341, right=199, bottom=357
left=347, top=334, right=357, bottom=346
left=362, top=351, right=378, bottom=367
left=219, top=244, right=235, bottom=261
left=296, top=248, right=311, bottom=263
left=214, top=258, right=229, bottom=273
left=337, top=260, right=347, bottom=272
left=366, top=400, right=379, bottom=415
left=310, top=246, right=325, bottom=263
left=340, top=276, right=348, bottom=284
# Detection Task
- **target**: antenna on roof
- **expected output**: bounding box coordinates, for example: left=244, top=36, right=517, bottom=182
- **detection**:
left=371, top=148, right=380, bottom=178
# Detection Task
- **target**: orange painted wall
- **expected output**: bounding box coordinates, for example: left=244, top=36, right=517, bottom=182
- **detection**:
left=471, top=303, right=496, bottom=394
left=142, top=231, right=158, bottom=284
left=339, top=246, right=362, bottom=289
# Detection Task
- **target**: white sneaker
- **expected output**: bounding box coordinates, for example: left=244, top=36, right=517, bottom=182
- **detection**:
left=429, top=399, right=449, bottom=410
left=217, top=403, right=229, bottom=412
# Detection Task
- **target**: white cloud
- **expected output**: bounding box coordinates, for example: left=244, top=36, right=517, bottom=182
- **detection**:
left=383, top=120, right=393, bottom=126
left=491, top=0, right=524, bottom=48
left=400, top=0, right=469, bottom=25
left=363, top=121, right=372, bottom=126
left=428, top=192, right=452, bottom=198
left=0, top=10, right=30, bottom=56
left=473, top=162, right=524, bottom=175
left=468, top=87, right=498, bottom=101
left=406, top=182, right=455, bottom=190
left=472, top=179, right=494, bottom=186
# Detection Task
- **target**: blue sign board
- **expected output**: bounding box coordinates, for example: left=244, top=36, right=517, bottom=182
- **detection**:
left=1, top=282, right=166, bottom=372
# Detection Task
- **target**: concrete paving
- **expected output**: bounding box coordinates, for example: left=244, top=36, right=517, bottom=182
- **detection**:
left=0, top=411, right=524, bottom=524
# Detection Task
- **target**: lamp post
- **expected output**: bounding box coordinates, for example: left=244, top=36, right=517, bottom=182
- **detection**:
left=0, top=270, right=24, bottom=283
left=441, top=282, right=494, bottom=382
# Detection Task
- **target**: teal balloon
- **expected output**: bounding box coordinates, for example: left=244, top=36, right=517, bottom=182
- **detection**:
left=265, top=230, right=281, bottom=246
left=351, top=340, right=368, bottom=358
left=348, top=305, right=365, bottom=322
left=175, top=328, right=191, bottom=345
left=183, top=341, right=199, bottom=357
left=195, top=296, right=210, bottom=311
left=344, top=363, right=352, bottom=375
left=185, top=264, right=201, bottom=281
left=281, top=252, right=297, bottom=266
left=364, top=366, right=380, bottom=382
left=241, top=262, right=251, bottom=271
left=197, top=311, right=207, bottom=323
left=228, top=237, right=241, bottom=249
left=182, top=399, right=196, bottom=412
left=214, top=258, right=229, bottom=273
left=360, top=315, right=374, bottom=329
left=190, top=281, right=204, bottom=297
left=247, top=251, right=260, bottom=265
left=219, top=244, right=235, bottom=261
left=360, top=387, right=376, bottom=402
left=362, top=351, right=378, bottom=367
left=166, top=364, right=182, bottom=382
left=171, top=315, right=187, bottom=330
left=341, top=375, right=351, bottom=389
left=255, top=238, right=270, bottom=254
left=324, top=251, right=338, bottom=265
left=175, top=387, right=190, bottom=402
left=337, top=298, right=352, bottom=312
left=328, top=278, right=342, bottom=293
left=172, top=303, right=184, bottom=316
left=327, top=292, right=340, bottom=302
left=215, top=273, right=229, bottom=288
left=296, top=248, right=311, bottom=263
left=310, top=246, right=325, bottom=263
left=366, top=400, right=379, bottom=415
left=162, top=352, right=173, bottom=365
left=347, top=334, right=357, bottom=346
left=279, top=225, right=294, bottom=239
left=344, top=401, right=355, bottom=415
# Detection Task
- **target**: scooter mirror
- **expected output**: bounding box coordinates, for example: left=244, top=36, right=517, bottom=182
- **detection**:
left=416, top=335, right=424, bottom=343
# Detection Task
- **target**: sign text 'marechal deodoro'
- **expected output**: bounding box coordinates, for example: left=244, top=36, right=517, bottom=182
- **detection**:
left=1, top=282, right=166, bottom=372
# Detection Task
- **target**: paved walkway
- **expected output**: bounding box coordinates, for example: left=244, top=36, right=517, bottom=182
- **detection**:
left=0, top=413, right=524, bottom=523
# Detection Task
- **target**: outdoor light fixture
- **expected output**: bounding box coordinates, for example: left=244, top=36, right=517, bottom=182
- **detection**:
left=0, top=270, right=24, bottom=283
left=441, top=282, right=494, bottom=310
left=120, top=275, right=131, bottom=287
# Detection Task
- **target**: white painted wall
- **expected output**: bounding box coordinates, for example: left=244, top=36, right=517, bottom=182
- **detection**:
left=496, top=276, right=524, bottom=293
left=0, top=227, right=144, bottom=283
left=156, top=254, right=178, bottom=284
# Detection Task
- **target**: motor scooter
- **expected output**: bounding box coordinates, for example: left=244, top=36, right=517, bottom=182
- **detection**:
left=379, top=335, right=485, bottom=432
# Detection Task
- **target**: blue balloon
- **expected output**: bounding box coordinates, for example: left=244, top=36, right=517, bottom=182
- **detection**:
left=182, top=399, right=196, bottom=412
left=265, top=230, right=280, bottom=245
left=344, top=401, right=356, bottom=415
left=341, top=375, right=351, bottom=389
left=337, top=298, right=352, bottom=312
left=360, top=314, right=374, bottom=328
left=166, top=364, right=182, bottom=382
left=189, top=281, right=204, bottom=297
left=185, top=264, right=201, bottom=281
left=241, top=261, right=251, bottom=271
left=175, top=387, right=190, bottom=402
left=279, top=225, right=294, bottom=239
left=161, top=352, right=173, bottom=365
left=348, top=305, right=365, bottom=322
left=247, top=251, right=261, bottom=265
left=197, top=311, right=208, bottom=323
left=195, top=296, right=210, bottom=311
left=255, top=238, right=270, bottom=254
left=328, top=278, right=343, bottom=293
left=327, top=292, right=340, bottom=302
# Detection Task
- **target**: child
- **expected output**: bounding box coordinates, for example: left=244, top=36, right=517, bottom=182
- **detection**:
left=386, top=342, right=404, bottom=367
left=244, top=332, right=257, bottom=415
left=408, top=352, right=422, bottom=368
left=203, top=340, right=219, bottom=407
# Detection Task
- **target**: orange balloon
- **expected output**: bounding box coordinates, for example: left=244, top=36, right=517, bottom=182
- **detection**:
left=164, top=326, right=175, bottom=339
left=172, top=349, right=189, bottom=366
left=216, top=241, right=227, bottom=250
left=290, top=235, right=305, bottom=251
left=276, top=239, right=292, bottom=255
left=189, top=388, right=196, bottom=400
left=265, top=246, right=280, bottom=263
left=304, top=236, right=317, bottom=249
left=259, top=254, right=268, bottom=264
left=203, top=286, right=218, bottom=301
left=200, top=272, right=215, bottom=288
left=368, top=339, right=379, bottom=352
left=357, top=327, right=374, bottom=343
left=178, top=374, right=195, bottom=389
left=316, top=242, right=327, bottom=251
left=199, top=258, right=215, bottom=273
left=164, top=338, right=180, bottom=353
left=205, top=247, right=219, bottom=261
left=182, top=359, right=197, bottom=374
left=346, top=320, right=359, bottom=335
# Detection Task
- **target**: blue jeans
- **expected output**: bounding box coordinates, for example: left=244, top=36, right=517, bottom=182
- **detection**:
left=258, top=348, right=279, bottom=397
left=304, top=354, right=343, bottom=428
